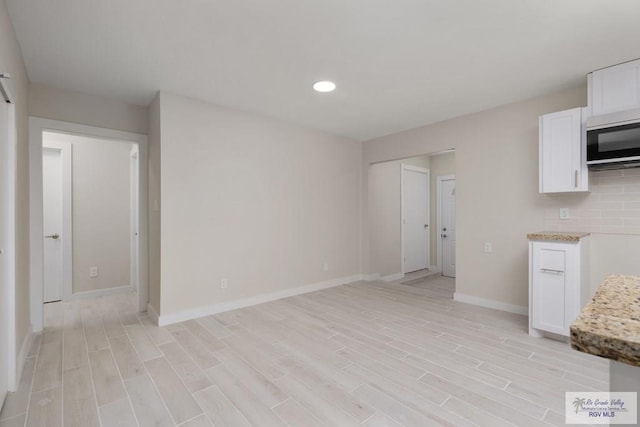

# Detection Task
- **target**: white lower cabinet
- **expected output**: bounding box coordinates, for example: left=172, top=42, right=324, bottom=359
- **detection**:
left=529, top=238, right=589, bottom=337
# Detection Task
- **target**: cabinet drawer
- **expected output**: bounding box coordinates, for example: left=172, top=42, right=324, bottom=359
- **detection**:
left=538, top=248, right=566, bottom=273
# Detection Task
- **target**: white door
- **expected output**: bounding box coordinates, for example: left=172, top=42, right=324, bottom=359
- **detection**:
left=440, top=178, right=456, bottom=278
left=0, top=95, right=9, bottom=409
left=402, top=166, right=430, bottom=273
left=43, top=148, right=63, bottom=303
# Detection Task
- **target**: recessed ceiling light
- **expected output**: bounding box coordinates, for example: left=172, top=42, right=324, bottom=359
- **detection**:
left=313, top=81, right=336, bottom=92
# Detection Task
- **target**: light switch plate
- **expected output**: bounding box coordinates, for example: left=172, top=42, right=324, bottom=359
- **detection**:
left=560, top=208, right=570, bottom=220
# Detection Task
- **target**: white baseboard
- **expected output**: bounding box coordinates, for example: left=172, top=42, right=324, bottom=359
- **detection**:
left=453, top=292, right=528, bottom=316
left=65, top=285, right=133, bottom=301
left=362, top=273, right=381, bottom=281
left=146, top=303, right=160, bottom=324
left=13, top=325, right=33, bottom=390
left=381, top=272, right=404, bottom=282
left=157, top=274, right=363, bottom=326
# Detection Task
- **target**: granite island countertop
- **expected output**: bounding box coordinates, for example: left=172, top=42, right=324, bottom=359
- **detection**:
left=570, top=274, right=640, bottom=368
left=527, top=231, right=591, bottom=242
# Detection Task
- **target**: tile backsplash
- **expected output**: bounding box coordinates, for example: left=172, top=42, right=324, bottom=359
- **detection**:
left=543, top=168, right=640, bottom=235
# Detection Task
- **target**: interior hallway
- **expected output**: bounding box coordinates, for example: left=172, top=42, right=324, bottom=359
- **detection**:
left=0, top=281, right=608, bottom=427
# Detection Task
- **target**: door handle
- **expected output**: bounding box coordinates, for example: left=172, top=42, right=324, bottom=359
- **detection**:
left=45, top=233, right=60, bottom=239
left=424, top=224, right=429, bottom=228
left=540, top=268, right=563, bottom=274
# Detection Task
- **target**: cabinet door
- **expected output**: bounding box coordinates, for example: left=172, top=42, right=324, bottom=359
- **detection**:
left=531, top=242, right=577, bottom=336
left=590, top=59, right=640, bottom=116
left=539, top=108, right=587, bottom=193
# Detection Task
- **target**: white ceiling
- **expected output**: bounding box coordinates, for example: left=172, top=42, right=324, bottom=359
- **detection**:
left=6, top=0, right=640, bottom=141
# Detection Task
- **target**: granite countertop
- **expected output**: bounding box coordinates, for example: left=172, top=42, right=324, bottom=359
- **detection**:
left=527, top=231, right=591, bottom=242
left=570, top=274, right=640, bottom=368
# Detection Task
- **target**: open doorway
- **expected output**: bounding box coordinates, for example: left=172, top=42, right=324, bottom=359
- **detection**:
left=29, top=118, right=148, bottom=333
left=42, top=132, right=136, bottom=303
left=368, top=149, right=456, bottom=294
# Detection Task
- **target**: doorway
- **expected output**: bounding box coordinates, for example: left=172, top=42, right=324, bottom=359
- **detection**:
left=367, top=149, right=455, bottom=285
left=29, top=118, right=149, bottom=332
left=438, top=176, right=456, bottom=278
left=402, top=165, right=430, bottom=274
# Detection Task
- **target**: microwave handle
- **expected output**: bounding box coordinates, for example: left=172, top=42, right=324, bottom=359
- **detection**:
left=574, top=170, right=578, bottom=188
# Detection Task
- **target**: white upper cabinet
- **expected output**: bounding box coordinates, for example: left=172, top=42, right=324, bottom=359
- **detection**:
left=539, top=107, right=588, bottom=193
left=589, top=59, right=640, bottom=116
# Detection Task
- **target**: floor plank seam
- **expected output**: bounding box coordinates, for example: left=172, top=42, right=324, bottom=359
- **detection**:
left=59, top=327, right=66, bottom=427
left=103, top=325, right=141, bottom=427
left=22, top=337, right=40, bottom=427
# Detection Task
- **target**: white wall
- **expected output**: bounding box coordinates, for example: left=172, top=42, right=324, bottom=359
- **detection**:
left=364, top=85, right=588, bottom=309
left=43, top=132, right=132, bottom=293
left=70, top=138, right=132, bottom=293
left=0, top=0, right=30, bottom=375
left=29, top=83, right=148, bottom=134
left=148, top=93, right=161, bottom=314
left=156, top=92, right=362, bottom=317
left=368, top=155, right=430, bottom=277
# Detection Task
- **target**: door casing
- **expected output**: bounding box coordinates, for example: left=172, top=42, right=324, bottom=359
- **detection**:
left=1, top=77, right=17, bottom=397
left=130, top=146, right=139, bottom=293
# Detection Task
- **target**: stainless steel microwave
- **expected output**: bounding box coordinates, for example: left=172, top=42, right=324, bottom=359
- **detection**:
left=587, top=118, right=640, bottom=169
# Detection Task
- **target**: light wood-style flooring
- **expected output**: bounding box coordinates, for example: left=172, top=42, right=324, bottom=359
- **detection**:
left=0, top=279, right=609, bottom=426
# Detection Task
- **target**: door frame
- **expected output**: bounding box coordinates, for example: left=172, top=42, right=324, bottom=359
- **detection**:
left=400, top=164, right=430, bottom=275
left=1, top=76, right=17, bottom=392
left=130, top=145, right=139, bottom=293
left=29, top=118, right=149, bottom=332
left=436, top=175, right=456, bottom=274
left=42, top=140, right=73, bottom=301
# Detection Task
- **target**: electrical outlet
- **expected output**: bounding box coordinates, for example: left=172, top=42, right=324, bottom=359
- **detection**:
left=559, top=208, right=570, bottom=220
left=484, top=242, right=492, bottom=253
left=220, top=278, right=228, bottom=289
left=89, top=266, right=98, bottom=278
left=323, top=262, right=329, bottom=271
